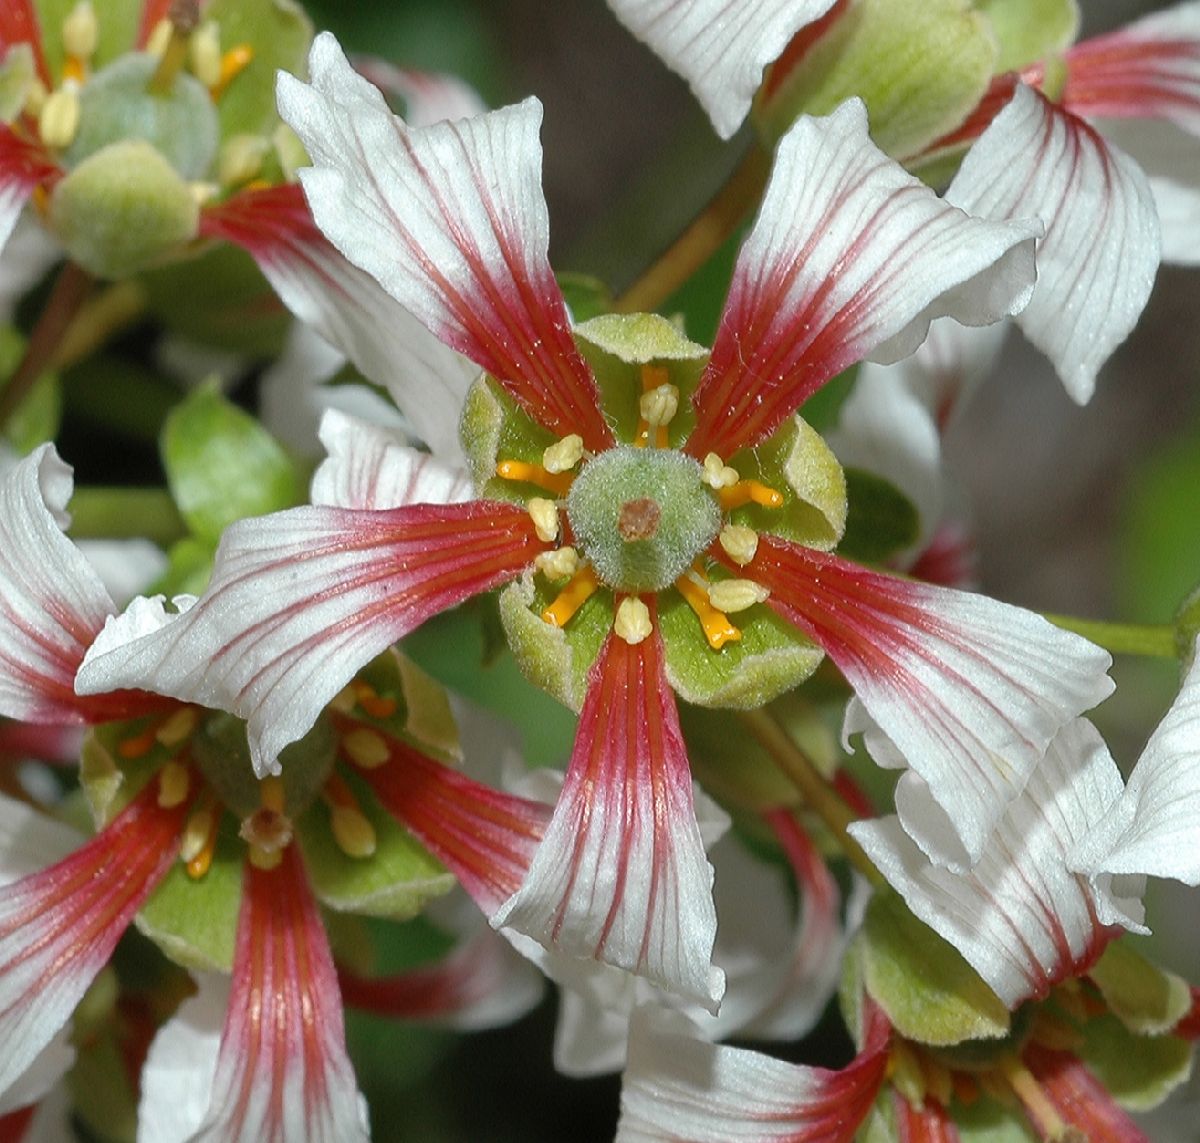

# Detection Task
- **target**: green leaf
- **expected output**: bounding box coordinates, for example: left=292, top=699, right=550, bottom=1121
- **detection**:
left=859, top=890, right=1010, bottom=1046
left=975, top=0, right=1079, bottom=72
left=839, top=468, right=921, bottom=563
left=558, top=272, right=614, bottom=323
left=755, top=0, right=997, bottom=162
left=154, top=535, right=217, bottom=597
left=1089, top=938, right=1193, bottom=1036
left=161, top=381, right=305, bottom=543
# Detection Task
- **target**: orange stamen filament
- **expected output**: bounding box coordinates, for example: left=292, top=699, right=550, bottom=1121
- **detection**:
left=542, top=564, right=600, bottom=627
left=718, top=480, right=784, bottom=511
left=675, top=567, right=740, bottom=649
left=210, top=44, right=253, bottom=101
left=352, top=681, right=397, bottom=719
left=495, top=459, right=574, bottom=496
left=1000, top=1057, right=1076, bottom=1142
left=182, top=795, right=221, bottom=879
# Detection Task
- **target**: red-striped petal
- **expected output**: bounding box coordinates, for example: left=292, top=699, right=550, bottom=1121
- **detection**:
left=190, top=846, right=368, bottom=1142
left=1021, top=1043, right=1150, bottom=1142
left=277, top=35, right=613, bottom=450
left=76, top=500, right=546, bottom=775
left=0, top=2, right=49, bottom=86
left=493, top=603, right=723, bottom=1009
left=0, top=127, right=58, bottom=259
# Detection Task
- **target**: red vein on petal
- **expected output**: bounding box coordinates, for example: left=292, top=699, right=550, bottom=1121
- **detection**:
left=0, top=125, right=61, bottom=198
left=1063, top=29, right=1200, bottom=124
left=0, top=2, right=49, bottom=87
left=1021, top=1044, right=1150, bottom=1142
left=892, top=1090, right=960, bottom=1143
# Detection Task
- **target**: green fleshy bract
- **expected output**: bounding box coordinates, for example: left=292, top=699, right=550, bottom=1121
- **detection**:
left=975, top=0, right=1079, bottom=72
left=1088, top=938, right=1194, bottom=1036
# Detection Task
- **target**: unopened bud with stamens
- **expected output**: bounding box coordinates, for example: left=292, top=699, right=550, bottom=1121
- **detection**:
left=344, top=727, right=390, bottom=770
left=188, top=22, right=222, bottom=87
left=535, top=545, right=579, bottom=582
left=528, top=497, right=559, bottom=543
left=639, top=383, right=679, bottom=427
left=157, top=760, right=190, bottom=808
left=719, top=523, right=759, bottom=566
left=63, top=2, right=98, bottom=62
left=707, top=578, right=769, bottom=613
left=38, top=85, right=80, bottom=149
left=542, top=433, right=584, bottom=474
left=331, top=806, right=377, bottom=858
left=614, top=596, right=653, bottom=645
left=702, top=452, right=739, bottom=490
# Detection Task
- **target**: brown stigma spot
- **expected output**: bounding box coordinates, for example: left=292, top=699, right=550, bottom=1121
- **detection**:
left=618, top=497, right=662, bottom=541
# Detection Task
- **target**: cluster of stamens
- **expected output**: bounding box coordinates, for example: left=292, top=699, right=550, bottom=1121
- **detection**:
left=496, top=363, right=778, bottom=649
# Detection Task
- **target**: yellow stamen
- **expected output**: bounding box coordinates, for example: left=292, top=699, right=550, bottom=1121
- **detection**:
left=614, top=596, right=652, bottom=645
left=918, top=1054, right=954, bottom=1109
left=62, top=1, right=97, bottom=78
left=718, top=522, right=759, bottom=566
left=495, top=459, right=574, bottom=496
left=343, top=727, right=391, bottom=770
left=675, top=568, right=740, bottom=649
left=218, top=133, right=269, bottom=188
left=351, top=681, right=397, bottom=719
left=181, top=798, right=220, bottom=879
left=635, top=364, right=675, bottom=448
left=189, top=181, right=220, bottom=208
left=542, top=433, right=584, bottom=474
left=323, top=774, right=377, bottom=859
left=527, top=497, right=560, bottom=544
left=156, top=706, right=198, bottom=748
left=210, top=44, right=254, bottom=102
left=188, top=21, right=222, bottom=88
left=999, top=1057, right=1081, bottom=1142
left=157, top=760, right=191, bottom=808
left=701, top=451, right=739, bottom=489
left=23, top=78, right=48, bottom=118
left=248, top=844, right=283, bottom=871
left=887, top=1041, right=927, bottom=1107
left=707, top=578, right=769, bottom=613
left=534, top=545, right=580, bottom=582
left=542, top=564, right=600, bottom=627
left=38, top=84, right=81, bottom=150
left=118, top=722, right=159, bottom=760
left=717, top=479, right=784, bottom=511
left=146, top=19, right=173, bottom=59
left=329, top=685, right=357, bottom=714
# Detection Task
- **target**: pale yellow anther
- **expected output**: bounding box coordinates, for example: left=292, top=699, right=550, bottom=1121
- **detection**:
left=331, top=805, right=377, bottom=858
left=638, top=383, right=679, bottom=428
left=887, top=1042, right=926, bottom=1107
left=614, top=596, right=652, bottom=645
left=188, top=21, right=222, bottom=87
left=157, top=760, right=191, bottom=808
left=23, top=78, right=48, bottom=118
left=707, top=578, right=769, bottom=614
left=155, top=706, right=198, bottom=748
left=528, top=497, right=560, bottom=543
left=542, top=433, right=584, bottom=474
left=38, top=84, right=80, bottom=150
left=344, top=727, right=390, bottom=770
left=146, top=18, right=173, bottom=58
left=272, top=123, right=307, bottom=182
left=701, top=452, right=739, bottom=490
left=718, top=523, right=759, bottom=566
left=329, top=685, right=357, bottom=714
left=180, top=807, right=215, bottom=863
left=188, top=182, right=219, bottom=209
left=218, top=133, right=269, bottom=188
left=62, top=1, right=98, bottom=62
left=534, top=545, right=580, bottom=582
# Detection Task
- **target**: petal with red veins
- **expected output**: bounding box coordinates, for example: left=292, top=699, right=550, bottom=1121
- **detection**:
left=75, top=500, right=545, bottom=775
left=277, top=34, right=612, bottom=450
left=0, top=780, right=190, bottom=1101
left=605, top=0, right=838, bottom=140
left=492, top=608, right=724, bottom=1011
left=851, top=719, right=1143, bottom=1008
left=311, top=409, right=473, bottom=511
left=1072, top=640, right=1200, bottom=886
left=200, top=183, right=476, bottom=464
left=1022, top=1043, right=1152, bottom=1142
left=349, top=57, right=488, bottom=126
left=739, top=536, right=1114, bottom=865
left=1063, top=4, right=1200, bottom=136
left=189, top=846, right=368, bottom=1143
left=615, top=1006, right=889, bottom=1143
left=0, top=4, right=49, bottom=86
left=0, top=128, right=57, bottom=256
left=946, top=85, right=1160, bottom=403
left=0, top=445, right=118, bottom=724
left=687, top=99, right=1038, bottom=460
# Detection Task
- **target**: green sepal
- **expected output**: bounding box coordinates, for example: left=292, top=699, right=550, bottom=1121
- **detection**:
left=48, top=139, right=199, bottom=279
left=558, top=272, right=614, bottom=323
left=206, top=0, right=313, bottom=140
left=953, top=1095, right=1039, bottom=1142
left=729, top=414, right=847, bottom=549
left=0, top=326, right=60, bottom=453
left=300, top=768, right=455, bottom=918
left=161, top=381, right=305, bottom=544
left=460, top=375, right=558, bottom=503
left=35, top=0, right=142, bottom=76
left=352, top=648, right=463, bottom=765
left=858, top=890, right=1010, bottom=1046
left=1078, top=1012, right=1194, bottom=1112
left=155, top=535, right=216, bottom=597
left=0, top=42, right=35, bottom=122
left=141, top=242, right=290, bottom=355
left=136, top=817, right=242, bottom=972
left=975, top=0, right=1079, bottom=72
left=80, top=720, right=171, bottom=824
left=754, top=0, right=997, bottom=162
left=839, top=467, right=921, bottom=563
left=660, top=584, right=824, bottom=709
left=498, top=571, right=610, bottom=712
left=1088, top=938, right=1194, bottom=1036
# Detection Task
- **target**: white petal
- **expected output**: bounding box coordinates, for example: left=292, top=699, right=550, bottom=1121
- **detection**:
left=77, top=539, right=168, bottom=608
left=0, top=211, right=59, bottom=323
left=947, top=85, right=1160, bottom=403
left=311, top=409, right=473, bottom=510
left=852, top=719, right=1145, bottom=1008
left=1073, top=641, right=1200, bottom=884
left=349, top=57, right=488, bottom=125
left=0, top=130, right=56, bottom=265
left=606, top=0, right=838, bottom=139
left=0, top=794, right=81, bottom=885
left=0, top=445, right=115, bottom=724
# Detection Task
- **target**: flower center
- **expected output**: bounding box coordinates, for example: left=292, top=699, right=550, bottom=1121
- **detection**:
left=566, top=445, right=721, bottom=592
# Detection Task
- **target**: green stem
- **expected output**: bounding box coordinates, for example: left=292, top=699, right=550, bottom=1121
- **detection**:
left=68, top=487, right=187, bottom=547
left=612, top=142, right=771, bottom=315
left=739, top=708, right=884, bottom=887
left=53, top=280, right=148, bottom=372
left=1044, top=614, right=1178, bottom=659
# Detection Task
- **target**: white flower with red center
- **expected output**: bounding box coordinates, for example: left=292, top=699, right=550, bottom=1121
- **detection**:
left=77, top=31, right=1116, bottom=1007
